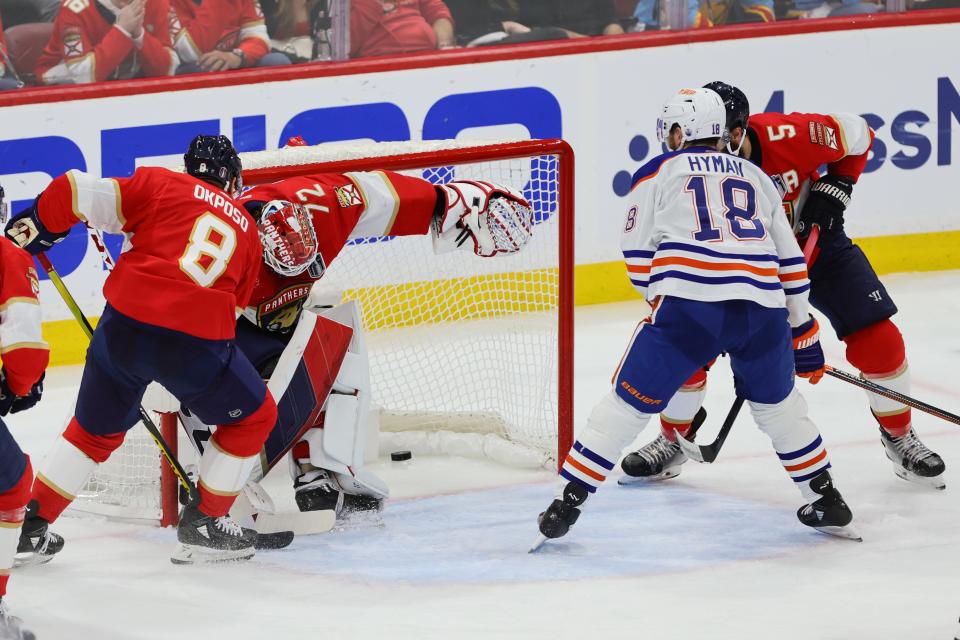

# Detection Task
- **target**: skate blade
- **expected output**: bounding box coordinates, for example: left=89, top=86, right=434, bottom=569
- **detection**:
left=813, top=523, right=863, bottom=542
left=12, top=551, right=57, bottom=568
left=529, top=534, right=548, bottom=553
left=255, top=509, right=335, bottom=536
left=617, top=468, right=681, bottom=485
left=892, top=464, right=946, bottom=490
left=170, top=543, right=255, bottom=565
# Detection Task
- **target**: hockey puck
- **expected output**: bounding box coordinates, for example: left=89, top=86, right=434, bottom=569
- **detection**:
left=391, top=450, right=413, bottom=462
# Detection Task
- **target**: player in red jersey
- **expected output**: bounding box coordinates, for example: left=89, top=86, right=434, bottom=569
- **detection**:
left=175, top=153, right=533, bottom=520
left=35, top=0, right=178, bottom=85
left=169, top=0, right=289, bottom=72
left=5, top=135, right=279, bottom=565
left=0, top=185, right=49, bottom=640
left=621, top=81, right=946, bottom=490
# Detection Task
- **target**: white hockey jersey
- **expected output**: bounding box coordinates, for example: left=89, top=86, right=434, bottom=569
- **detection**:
left=621, top=146, right=810, bottom=327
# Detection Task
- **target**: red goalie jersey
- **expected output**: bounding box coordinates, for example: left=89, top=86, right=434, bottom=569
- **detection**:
left=239, top=171, right=439, bottom=332
left=747, top=112, right=874, bottom=223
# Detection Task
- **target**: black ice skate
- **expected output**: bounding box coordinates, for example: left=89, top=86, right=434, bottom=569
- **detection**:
left=531, top=482, right=589, bottom=551
left=14, top=501, right=64, bottom=568
left=294, top=468, right=382, bottom=518
left=0, top=599, right=34, bottom=640
left=171, top=502, right=257, bottom=565
left=797, top=471, right=861, bottom=541
left=619, top=408, right=705, bottom=485
left=880, top=427, right=946, bottom=490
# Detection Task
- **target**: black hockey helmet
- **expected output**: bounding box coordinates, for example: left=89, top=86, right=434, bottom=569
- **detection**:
left=184, top=135, right=243, bottom=194
left=703, top=81, right=750, bottom=133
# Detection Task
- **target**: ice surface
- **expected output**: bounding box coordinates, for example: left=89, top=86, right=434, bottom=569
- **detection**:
left=6, top=271, right=960, bottom=639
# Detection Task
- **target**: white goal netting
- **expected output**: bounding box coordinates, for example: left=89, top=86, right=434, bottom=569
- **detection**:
left=70, top=138, right=573, bottom=524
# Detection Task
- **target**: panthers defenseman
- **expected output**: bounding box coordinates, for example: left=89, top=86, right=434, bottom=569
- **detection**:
left=0, top=185, right=49, bottom=640
left=177, top=144, right=534, bottom=519
left=536, top=88, right=859, bottom=546
left=7, top=135, right=280, bottom=565
left=622, top=81, right=945, bottom=490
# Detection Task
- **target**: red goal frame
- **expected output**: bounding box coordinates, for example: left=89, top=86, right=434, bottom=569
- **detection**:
left=155, top=138, right=575, bottom=527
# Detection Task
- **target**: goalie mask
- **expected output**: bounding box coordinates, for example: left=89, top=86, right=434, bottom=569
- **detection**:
left=258, top=200, right=320, bottom=277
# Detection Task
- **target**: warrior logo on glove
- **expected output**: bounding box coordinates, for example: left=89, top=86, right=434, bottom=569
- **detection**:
left=258, top=200, right=323, bottom=277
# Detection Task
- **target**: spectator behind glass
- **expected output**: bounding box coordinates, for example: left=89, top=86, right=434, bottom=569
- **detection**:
left=35, top=0, right=177, bottom=84
left=262, top=0, right=317, bottom=39
left=0, top=13, right=24, bottom=89
left=350, top=0, right=455, bottom=58
left=0, top=0, right=61, bottom=27
left=444, top=0, right=567, bottom=46
left=514, top=0, right=625, bottom=37
left=633, top=0, right=772, bottom=29
left=170, top=0, right=291, bottom=73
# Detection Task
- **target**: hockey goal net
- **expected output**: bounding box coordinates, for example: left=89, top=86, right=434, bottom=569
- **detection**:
left=70, top=138, right=574, bottom=526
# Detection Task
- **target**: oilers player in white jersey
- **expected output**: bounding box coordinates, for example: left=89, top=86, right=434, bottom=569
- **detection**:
left=535, top=87, right=860, bottom=545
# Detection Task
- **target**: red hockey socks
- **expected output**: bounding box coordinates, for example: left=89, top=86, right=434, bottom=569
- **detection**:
left=197, top=393, right=277, bottom=517
left=844, top=320, right=912, bottom=437
left=32, top=418, right=125, bottom=524
left=658, top=367, right=708, bottom=442
left=0, top=458, right=33, bottom=598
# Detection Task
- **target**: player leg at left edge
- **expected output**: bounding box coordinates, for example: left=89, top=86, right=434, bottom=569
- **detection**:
left=1, top=440, right=37, bottom=640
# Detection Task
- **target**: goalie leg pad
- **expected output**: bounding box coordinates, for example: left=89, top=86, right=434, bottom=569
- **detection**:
left=560, top=391, right=652, bottom=493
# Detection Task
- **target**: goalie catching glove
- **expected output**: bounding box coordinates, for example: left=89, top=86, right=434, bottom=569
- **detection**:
left=433, top=180, right=533, bottom=257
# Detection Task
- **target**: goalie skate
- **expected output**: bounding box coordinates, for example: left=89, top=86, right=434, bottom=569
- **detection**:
left=796, top=471, right=862, bottom=541
left=14, top=502, right=63, bottom=568
left=880, top=427, right=946, bottom=490
left=171, top=503, right=257, bottom=565
left=618, top=409, right=705, bottom=484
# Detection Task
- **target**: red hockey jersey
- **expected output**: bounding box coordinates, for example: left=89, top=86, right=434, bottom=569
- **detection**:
left=37, top=168, right=261, bottom=340
left=0, top=239, right=49, bottom=395
left=36, top=0, right=177, bottom=84
left=747, top=112, right=873, bottom=224
left=169, top=0, right=269, bottom=65
left=238, top=170, right=439, bottom=332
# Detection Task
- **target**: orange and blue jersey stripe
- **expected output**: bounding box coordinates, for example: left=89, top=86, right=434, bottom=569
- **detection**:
left=778, top=435, right=831, bottom=483
left=560, top=440, right=616, bottom=493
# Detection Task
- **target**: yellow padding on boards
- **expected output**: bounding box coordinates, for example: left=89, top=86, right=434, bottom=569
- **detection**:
left=33, top=229, right=960, bottom=366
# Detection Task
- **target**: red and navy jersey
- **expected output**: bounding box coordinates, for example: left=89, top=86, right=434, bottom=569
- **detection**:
left=0, top=239, right=48, bottom=395
left=169, top=0, right=269, bottom=65
left=36, top=0, right=177, bottom=84
left=239, top=170, right=438, bottom=332
left=747, top=112, right=873, bottom=223
left=37, top=168, right=261, bottom=341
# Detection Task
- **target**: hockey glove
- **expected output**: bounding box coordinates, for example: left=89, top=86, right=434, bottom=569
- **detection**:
left=796, top=175, right=854, bottom=238
left=792, top=317, right=825, bottom=384
left=4, top=198, right=70, bottom=255
left=0, top=370, right=43, bottom=416
left=433, top=181, right=533, bottom=257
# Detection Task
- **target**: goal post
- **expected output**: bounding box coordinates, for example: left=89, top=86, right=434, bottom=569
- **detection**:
left=70, top=138, right=575, bottom=526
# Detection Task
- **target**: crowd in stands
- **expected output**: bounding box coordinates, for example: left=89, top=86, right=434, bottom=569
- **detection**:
left=0, top=0, right=955, bottom=90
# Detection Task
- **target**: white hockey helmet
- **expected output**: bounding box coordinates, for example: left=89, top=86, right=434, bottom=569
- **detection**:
left=656, top=88, right=728, bottom=149
left=258, top=200, right=320, bottom=277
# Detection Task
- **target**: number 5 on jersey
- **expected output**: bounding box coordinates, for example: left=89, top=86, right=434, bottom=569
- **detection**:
left=179, top=213, right=237, bottom=287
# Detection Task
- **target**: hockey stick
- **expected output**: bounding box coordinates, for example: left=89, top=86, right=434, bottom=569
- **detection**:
left=35, top=252, right=200, bottom=504
left=824, top=365, right=960, bottom=426
left=675, top=396, right=745, bottom=463
left=802, top=224, right=820, bottom=264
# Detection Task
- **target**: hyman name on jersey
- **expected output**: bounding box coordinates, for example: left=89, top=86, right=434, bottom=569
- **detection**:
left=685, top=155, right=745, bottom=177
